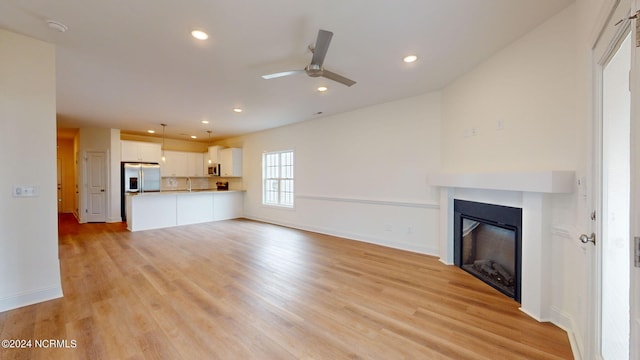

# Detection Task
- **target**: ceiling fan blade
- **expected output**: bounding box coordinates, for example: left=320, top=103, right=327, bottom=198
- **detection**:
left=261, top=70, right=304, bottom=79
left=310, top=29, right=333, bottom=66
left=321, top=69, right=356, bottom=87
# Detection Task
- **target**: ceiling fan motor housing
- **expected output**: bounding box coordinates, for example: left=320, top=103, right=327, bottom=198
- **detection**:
left=305, top=64, right=323, bottom=77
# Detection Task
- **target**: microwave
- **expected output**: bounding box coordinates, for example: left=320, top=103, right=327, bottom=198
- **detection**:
left=207, top=163, right=220, bottom=176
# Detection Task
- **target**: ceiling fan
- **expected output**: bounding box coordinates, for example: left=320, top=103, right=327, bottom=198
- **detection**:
left=261, top=29, right=356, bottom=87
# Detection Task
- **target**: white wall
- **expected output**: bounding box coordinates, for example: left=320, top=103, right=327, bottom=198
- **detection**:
left=441, top=4, right=579, bottom=173
left=0, top=29, right=62, bottom=311
left=440, top=3, right=609, bottom=357
left=217, top=92, right=442, bottom=254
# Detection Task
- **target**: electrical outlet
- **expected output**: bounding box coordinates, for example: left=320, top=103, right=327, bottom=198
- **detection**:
left=471, top=128, right=478, bottom=136
left=496, top=120, right=505, bottom=130
left=407, top=226, right=413, bottom=234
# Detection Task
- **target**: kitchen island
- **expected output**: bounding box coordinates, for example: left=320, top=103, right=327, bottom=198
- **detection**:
left=125, top=190, right=244, bottom=231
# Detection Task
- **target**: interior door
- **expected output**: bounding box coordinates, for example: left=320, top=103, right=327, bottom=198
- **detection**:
left=590, top=1, right=635, bottom=358
left=57, top=158, right=62, bottom=213
left=630, top=1, right=639, bottom=357
left=86, top=151, right=107, bottom=222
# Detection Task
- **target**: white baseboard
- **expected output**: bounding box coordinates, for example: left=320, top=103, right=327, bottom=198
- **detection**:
left=550, top=305, right=583, bottom=360
left=0, top=285, right=63, bottom=313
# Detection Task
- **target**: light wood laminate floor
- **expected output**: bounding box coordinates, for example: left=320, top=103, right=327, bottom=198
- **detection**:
left=0, top=214, right=573, bottom=359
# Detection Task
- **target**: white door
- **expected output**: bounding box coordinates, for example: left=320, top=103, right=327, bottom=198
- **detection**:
left=629, top=1, right=640, bottom=357
left=590, top=1, right=637, bottom=358
left=86, top=151, right=107, bottom=222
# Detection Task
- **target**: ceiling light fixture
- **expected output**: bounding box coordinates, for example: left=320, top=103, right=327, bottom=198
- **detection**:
left=403, top=55, right=418, bottom=63
left=161, top=123, right=167, bottom=162
left=147, top=130, right=155, bottom=134
left=191, top=30, right=209, bottom=40
left=232, top=108, right=243, bottom=113
left=190, top=135, right=197, bottom=139
left=317, top=86, right=328, bottom=92
left=201, top=120, right=209, bottom=124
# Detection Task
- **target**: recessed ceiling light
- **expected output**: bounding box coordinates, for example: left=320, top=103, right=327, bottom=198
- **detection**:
left=147, top=130, right=155, bottom=134
left=403, top=55, right=418, bottom=63
left=317, top=86, right=328, bottom=92
left=233, top=108, right=243, bottom=113
left=191, top=30, right=209, bottom=40
left=190, top=135, right=197, bottom=139
left=201, top=120, right=209, bottom=124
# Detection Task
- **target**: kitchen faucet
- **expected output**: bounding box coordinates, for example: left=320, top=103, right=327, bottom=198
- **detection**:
left=187, top=177, right=192, bottom=192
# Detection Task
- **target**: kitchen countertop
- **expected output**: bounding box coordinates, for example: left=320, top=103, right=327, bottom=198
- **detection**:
left=127, top=189, right=245, bottom=196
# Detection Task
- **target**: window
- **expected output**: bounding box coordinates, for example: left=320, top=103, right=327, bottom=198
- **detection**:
left=262, top=150, right=294, bottom=208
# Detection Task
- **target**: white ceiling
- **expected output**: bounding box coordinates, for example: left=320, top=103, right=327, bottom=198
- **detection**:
left=1, top=0, right=573, bottom=142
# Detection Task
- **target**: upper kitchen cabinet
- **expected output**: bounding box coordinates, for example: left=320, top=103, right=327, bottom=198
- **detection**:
left=220, top=148, right=242, bottom=177
left=207, top=146, right=223, bottom=164
left=121, top=140, right=161, bottom=163
left=162, top=151, right=204, bottom=177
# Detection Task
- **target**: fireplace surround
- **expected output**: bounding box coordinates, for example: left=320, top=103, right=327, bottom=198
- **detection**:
left=454, top=199, right=522, bottom=302
left=428, top=171, right=575, bottom=321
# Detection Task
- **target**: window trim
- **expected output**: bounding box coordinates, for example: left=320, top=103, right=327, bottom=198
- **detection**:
left=262, top=149, right=295, bottom=208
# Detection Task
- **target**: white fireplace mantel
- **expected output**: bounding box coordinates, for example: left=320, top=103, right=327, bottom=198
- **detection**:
left=429, top=170, right=575, bottom=323
left=428, top=170, right=575, bottom=194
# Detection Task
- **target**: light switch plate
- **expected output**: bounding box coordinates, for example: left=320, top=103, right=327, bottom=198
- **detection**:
left=13, top=185, right=39, bottom=197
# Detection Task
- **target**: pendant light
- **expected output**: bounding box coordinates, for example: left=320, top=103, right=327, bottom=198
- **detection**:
left=206, top=130, right=213, bottom=164
left=161, top=123, right=167, bottom=162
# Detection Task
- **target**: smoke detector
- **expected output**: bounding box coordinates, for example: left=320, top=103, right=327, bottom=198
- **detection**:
left=46, top=20, right=68, bottom=33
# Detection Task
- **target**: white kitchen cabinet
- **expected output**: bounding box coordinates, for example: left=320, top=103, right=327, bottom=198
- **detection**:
left=161, top=151, right=188, bottom=177
left=189, top=152, right=204, bottom=177
left=203, top=145, right=223, bottom=174
left=177, top=193, right=213, bottom=225
left=212, top=191, right=244, bottom=220
left=220, top=148, right=242, bottom=177
left=207, top=146, right=223, bottom=163
left=162, top=151, right=204, bottom=177
left=121, top=140, right=162, bottom=163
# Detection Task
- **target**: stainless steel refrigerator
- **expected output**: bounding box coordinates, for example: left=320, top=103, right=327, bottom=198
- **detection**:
left=121, top=162, right=161, bottom=220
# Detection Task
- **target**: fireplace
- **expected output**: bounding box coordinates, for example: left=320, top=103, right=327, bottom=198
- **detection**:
left=454, top=200, right=522, bottom=302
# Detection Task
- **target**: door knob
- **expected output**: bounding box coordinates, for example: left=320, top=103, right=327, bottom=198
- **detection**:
left=580, top=233, right=596, bottom=245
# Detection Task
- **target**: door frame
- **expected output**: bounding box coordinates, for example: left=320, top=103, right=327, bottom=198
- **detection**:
left=588, top=0, right=636, bottom=358
left=629, top=1, right=639, bottom=358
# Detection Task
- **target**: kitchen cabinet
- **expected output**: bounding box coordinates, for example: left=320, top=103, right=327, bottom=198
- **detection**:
left=121, top=140, right=162, bottom=163
left=207, top=146, right=223, bottom=163
left=212, top=191, right=244, bottom=220
left=161, top=151, right=187, bottom=177
left=203, top=145, right=223, bottom=174
left=161, top=151, right=204, bottom=177
left=220, top=148, right=242, bottom=177
left=189, top=152, right=204, bottom=177
left=126, top=190, right=244, bottom=231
